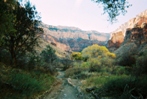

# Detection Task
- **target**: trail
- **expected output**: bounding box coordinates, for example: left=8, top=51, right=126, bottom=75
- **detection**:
left=43, top=70, right=86, bottom=99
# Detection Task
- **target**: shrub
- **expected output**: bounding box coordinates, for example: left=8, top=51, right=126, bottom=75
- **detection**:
left=39, top=45, right=57, bottom=74
left=83, top=75, right=112, bottom=88
left=60, top=58, right=73, bottom=71
left=111, top=66, right=130, bottom=75
left=71, top=52, right=82, bottom=60
left=8, top=72, right=43, bottom=96
left=134, top=51, right=147, bottom=75
left=0, top=64, right=55, bottom=98
left=117, top=54, right=136, bottom=66
left=80, top=44, right=116, bottom=73
left=94, top=76, right=147, bottom=99
left=40, top=45, right=56, bottom=63
left=88, top=58, right=102, bottom=72
left=82, top=44, right=116, bottom=60
left=65, top=67, right=88, bottom=79
left=16, top=52, right=41, bottom=70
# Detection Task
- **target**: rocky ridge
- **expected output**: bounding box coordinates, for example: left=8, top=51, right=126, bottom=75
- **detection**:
left=40, top=23, right=110, bottom=52
left=108, top=9, right=147, bottom=50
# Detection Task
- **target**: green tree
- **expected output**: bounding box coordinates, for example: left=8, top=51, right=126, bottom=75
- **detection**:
left=0, top=0, right=16, bottom=45
left=1, top=1, right=43, bottom=66
left=40, top=45, right=56, bottom=64
left=92, top=0, right=131, bottom=22
left=40, top=45, right=57, bottom=74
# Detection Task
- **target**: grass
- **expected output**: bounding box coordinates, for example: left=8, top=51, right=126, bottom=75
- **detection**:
left=0, top=63, right=55, bottom=99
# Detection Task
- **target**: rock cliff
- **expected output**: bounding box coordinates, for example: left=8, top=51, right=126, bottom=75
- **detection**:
left=108, top=9, right=147, bottom=50
left=40, top=23, right=110, bottom=52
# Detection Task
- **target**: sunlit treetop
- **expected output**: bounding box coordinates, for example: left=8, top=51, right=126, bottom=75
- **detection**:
left=92, top=0, right=132, bottom=23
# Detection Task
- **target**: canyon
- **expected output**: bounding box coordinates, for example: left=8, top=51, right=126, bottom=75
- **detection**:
left=40, top=23, right=110, bottom=52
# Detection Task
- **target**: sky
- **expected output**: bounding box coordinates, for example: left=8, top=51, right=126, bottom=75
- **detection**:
left=29, top=0, right=147, bottom=33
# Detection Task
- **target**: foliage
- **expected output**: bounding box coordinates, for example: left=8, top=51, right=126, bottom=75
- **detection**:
left=117, top=53, right=136, bottom=66
left=72, top=44, right=147, bottom=99
left=134, top=50, right=147, bottom=75
left=0, top=0, right=43, bottom=66
left=95, top=76, right=147, bottom=99
left=82, top=74, right=112, bottom=88
left=8, top=72, right=43, bottom=96
left=82, top=44, right=116, bottom=60
left=40, top=45, right=56, bottom=63
left=39, top=45, right=57, bottom=74
left=0, top=0, right=16, bottom=44
left=111, top=66, right=130, bottom=75
left=60, top=58, right=73, bottom=70
left=0, top=63, right=55, bottom=98
left=92, top=0, right=131, bottom=22
left=71, top=52, right=82, bottom=60
left=16, top=52, right=41, bottom=70
left=80, top=44, right=116, bottom=72
left=65, top=67, right=88, bottom=79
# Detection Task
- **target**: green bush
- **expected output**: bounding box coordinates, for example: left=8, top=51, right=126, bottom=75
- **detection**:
left=95, top=76, right=147, bottom=99
left=39, top=45, right=57, bottom=74
left=71, top=52, right=82, bottom=60
left=65, top=67, right=88, bottom=79
left=40, top=45, right=56, bottom=63
left=117, top=54, right=136, bottom=66
left=83, top=74, right=111, bottom=88
left=60, top=58, right=73, bottom=71
left=111, top=66, right=130, bottom=75
left=135, top=52, right=147, bottom=75
left=8, top=72, right=43, bottom=96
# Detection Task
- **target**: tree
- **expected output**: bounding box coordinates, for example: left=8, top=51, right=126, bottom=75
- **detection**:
left=92, top=0, right=131, bottom=22
left=1, top=1, right=43, bottom=66
left=40, top=45, right=56, bottom=64
left=0, top=0, right=16, bottom=45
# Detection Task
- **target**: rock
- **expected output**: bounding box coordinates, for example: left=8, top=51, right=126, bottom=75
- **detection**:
left=108, top=9, right=147, bottom=50
left=40, top=23, right=110, bottom=52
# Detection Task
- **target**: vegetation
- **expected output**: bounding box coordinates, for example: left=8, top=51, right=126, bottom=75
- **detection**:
left=0, top=0, right=57, bottom=98
left=94, top=76, right=147, bottom=99
left=71, top=52, right=82, bottom=60
left=92, top=0, right=132, bottom=22
left=0, top=0, right=146, bottom=98
left=0, top=63, right=55, bottom=99
left=0, top=0, right=43, bottom=66
left=66, top=44, right=147, bottom=99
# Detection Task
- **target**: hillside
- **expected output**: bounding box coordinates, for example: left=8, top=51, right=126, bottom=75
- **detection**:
left=40, top=23, right=110, bottom=52
left=108, top=9, right=147, bottom=51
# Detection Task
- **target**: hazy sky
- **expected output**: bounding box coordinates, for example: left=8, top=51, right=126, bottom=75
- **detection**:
left=29, top=0, right=147, bottom=33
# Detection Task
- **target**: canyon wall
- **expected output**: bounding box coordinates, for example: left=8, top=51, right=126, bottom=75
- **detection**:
left=108, top=9, right=147, bottom=51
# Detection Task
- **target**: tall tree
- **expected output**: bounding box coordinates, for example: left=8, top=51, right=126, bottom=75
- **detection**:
left=1, top=1, right=43, bottom=66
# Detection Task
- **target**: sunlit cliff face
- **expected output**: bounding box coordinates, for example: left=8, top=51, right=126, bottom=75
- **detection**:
left=108, top=9, right=147, bottom=50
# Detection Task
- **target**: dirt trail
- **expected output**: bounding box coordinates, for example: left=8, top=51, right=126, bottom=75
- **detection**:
left=43, top=71, right=85, bottom=99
